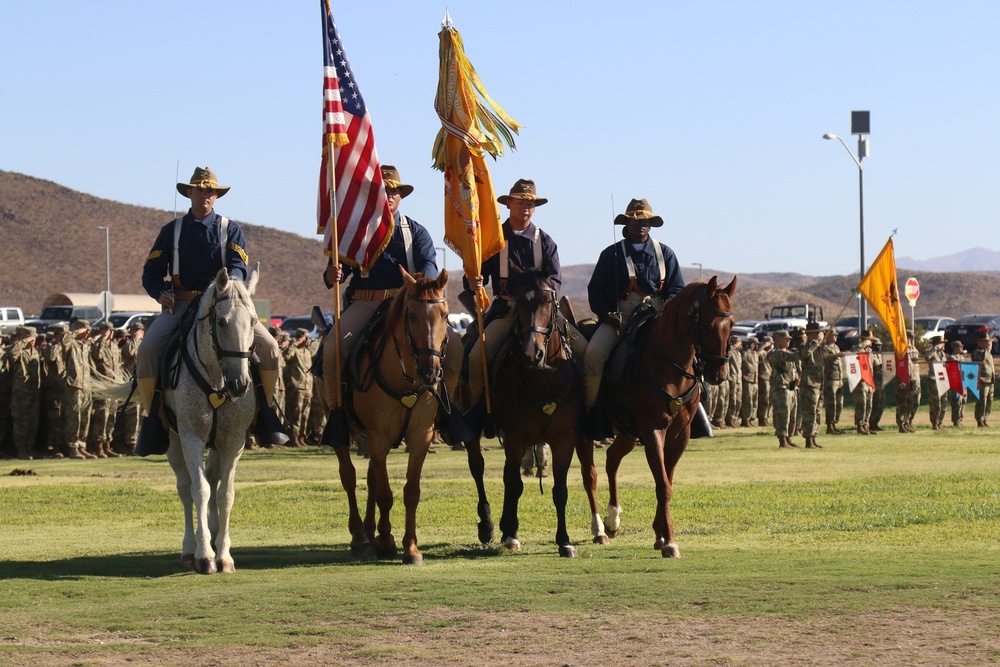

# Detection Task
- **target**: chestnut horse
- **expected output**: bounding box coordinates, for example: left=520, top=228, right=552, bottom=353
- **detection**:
left=603, top=276, right=736, bottom=558
left=333, top=269, right=450, bottom=565
left=464, top=265, right=607, bottom=557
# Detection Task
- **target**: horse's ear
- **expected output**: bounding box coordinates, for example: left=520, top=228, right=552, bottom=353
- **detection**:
left=399, top=265, right=417, bottom=286
left=705, top=275, right=719, bottom=294
left=436, top=269, right=449, bottom=289
left=216, top=268, right=229, bottom=291
left=721, top=275, right=737, bottom=296
left=245, top=262, right=261, bottom=296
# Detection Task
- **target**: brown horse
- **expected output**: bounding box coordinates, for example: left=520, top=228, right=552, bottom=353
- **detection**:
left=603, top=276, right=736, bottom=558
left=464, top=265, right=607, bottom=557
left=332, top=269, right=450, bottom=565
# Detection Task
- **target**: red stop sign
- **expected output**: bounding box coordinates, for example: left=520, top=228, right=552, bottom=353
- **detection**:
left=904, top=277, right=920, bottom=302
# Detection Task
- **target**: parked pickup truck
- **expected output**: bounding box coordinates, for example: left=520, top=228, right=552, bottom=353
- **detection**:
left=0, top=306, right=26, bottom=335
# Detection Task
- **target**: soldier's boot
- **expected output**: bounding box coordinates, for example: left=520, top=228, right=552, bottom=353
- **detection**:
left=906, top=423, right=916, bottom=433
left=88, top=438, right=106, bottom=458
left=826, top=424, right=836, bottom=435
left=15, top=443, right=33, bottom=461
left=869, top=423, right=883, bottom=432
left=740, top=419, right=750, bottom=428
left=856, top=425, right=869, bottom=435
left=898, top=424, right=908, bottom=433
left=79, top=444, right=98, bottom=459
left=778, top=436, right=788, bottom=448
left=67, top=446, right=86, bottom=460
left=783, top=436, right=800, bottom=448
left=102, top=439, right=121, bottom=458
left=810, top=436, right=822, bottom=449
left=136, top=377, right=170, bottom=457
left=255, top=370, right=290, bottom=447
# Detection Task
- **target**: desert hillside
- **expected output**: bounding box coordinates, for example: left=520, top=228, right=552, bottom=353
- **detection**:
left=2, top=170, right=999, bottom=323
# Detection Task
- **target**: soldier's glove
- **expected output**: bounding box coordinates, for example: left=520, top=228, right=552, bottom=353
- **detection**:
left=604, top=312, right=623, bottom=330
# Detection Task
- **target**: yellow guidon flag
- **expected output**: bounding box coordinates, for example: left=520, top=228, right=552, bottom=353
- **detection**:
left=432, top=13, right=520, bottom=313
left=855, top=237, right=908, bottom=358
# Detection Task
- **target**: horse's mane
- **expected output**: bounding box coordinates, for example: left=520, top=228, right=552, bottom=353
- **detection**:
left=658, top=279, right=730, bottom=321
left=508, top=268, right=556, bottom=302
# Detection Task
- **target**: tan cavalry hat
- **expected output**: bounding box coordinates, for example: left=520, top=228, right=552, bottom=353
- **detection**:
left=805, top=321, right=828, bottom=332
left=381, top=166, right=414, bottom=198
left=614, top=198, right=664, bottom=228
left=858, top=331, right=879, bottom=342
left=177, top=166, right=230, bottom=198
left=498, top=179, right=548, bottom=207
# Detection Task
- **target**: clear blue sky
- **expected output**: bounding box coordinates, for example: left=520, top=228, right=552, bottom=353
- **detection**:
left=3, top=1, right=997, bottom=278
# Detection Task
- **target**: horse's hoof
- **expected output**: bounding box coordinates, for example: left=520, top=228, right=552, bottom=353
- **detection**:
left=218, top=559, right=236, bottom=574
left=593, top=534, right=610, bottom=545
left=558, top=544, right=577, bottom=558
left=194, top=557, right=217, bottom=575
left=605, top=527, right=620, bottom=539
left=661, top=543, right=682, bottom=558
left=654, top=537, right=667, bottom=550
left=180, top=554, right=195, bottom=569
left=351, top=543, right=375, bottom=560
left=402, top=552, right=424, bottom=566
left=374, top=541, right=398, bottom=560
left=478, top=521, right=495, bottom=544
left=503, top=537, right=521, bottom=552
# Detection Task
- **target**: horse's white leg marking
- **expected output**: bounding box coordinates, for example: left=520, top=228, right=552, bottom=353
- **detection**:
left=605, top=503, right=622, bottom=534
left=591, top=512, right=607, bottom=540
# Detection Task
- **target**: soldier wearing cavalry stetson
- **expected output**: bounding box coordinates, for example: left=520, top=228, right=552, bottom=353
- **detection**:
left=137, top=167, right=285, bottom=454
left=582, top=198, right=684, bottom=439
left=462, top=178, right=588, bottom=402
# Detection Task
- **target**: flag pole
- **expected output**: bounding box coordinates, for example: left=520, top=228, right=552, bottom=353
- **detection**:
left=476, top=288, right=492, bottom=420
left=327, top=142, right=343, bottom=410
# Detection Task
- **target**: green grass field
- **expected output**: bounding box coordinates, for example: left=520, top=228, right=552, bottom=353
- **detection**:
left=1, top=425, right=998, bottom=665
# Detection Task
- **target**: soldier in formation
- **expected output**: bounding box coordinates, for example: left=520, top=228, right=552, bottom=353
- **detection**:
left=971, top=332, right=995, bottom=427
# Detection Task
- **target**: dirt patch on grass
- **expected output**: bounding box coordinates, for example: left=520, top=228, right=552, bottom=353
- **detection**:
left=7, top=608, right=998, bottom=666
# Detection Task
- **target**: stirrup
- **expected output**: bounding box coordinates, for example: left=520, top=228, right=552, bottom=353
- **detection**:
left=135, top=392, right=170, bottom=457
left=255, top=404, right=290, bottom=447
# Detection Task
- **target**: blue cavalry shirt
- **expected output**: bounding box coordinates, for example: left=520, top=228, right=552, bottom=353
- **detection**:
left=324, top=212, right=438, bottom=292
left=142, top=211, right=249, bottom=299
left=463, top=220, right=562, bottom=297
left=587, top=238, right=685, bottom=321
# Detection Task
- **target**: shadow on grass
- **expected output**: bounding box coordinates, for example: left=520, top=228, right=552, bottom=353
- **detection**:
left=0, top=541, right=509, bottom=580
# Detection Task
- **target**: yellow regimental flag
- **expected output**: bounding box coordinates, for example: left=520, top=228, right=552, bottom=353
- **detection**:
left=432, top=21, right=520, bottom=313
left=855, top=237, right=908, bottom=358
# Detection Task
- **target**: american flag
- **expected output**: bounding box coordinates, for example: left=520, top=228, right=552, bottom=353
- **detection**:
left=317, top=0, right=393, bottom=271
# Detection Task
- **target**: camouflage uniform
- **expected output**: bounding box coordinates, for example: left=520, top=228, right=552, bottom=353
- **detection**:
left=41, top=328, right=69, bottom=456
left=797, top=333, right=825, bottom=444
left=8, top=328, right=42, bottom=459
left=739, top=342, right=759, bottom=426
left=924, top=342, right=947, bottom=430
left=822, top=340, right=844, bottom=432
left=768, top=335, right=800, bottom=444
left=0, top=340, right=13, bottom=453
left=757, top=338, right=773, bottom=426
left=851, top=342, right=875, bottom=433
left=118, top=327, right=144, bottom=453
left=306, top=338, right=326, bottom=443
left=87, top=325, right=123, bottom=457
left=712, top=369, right=729, bottom=428
left=725, top=340, right=742, bottom=427
left=63, top=324, right=94, bottom=458
left=971, top=338, right=994, bottom=426
left=283, top=331, right=314, bottom=447
left=868, top=344, right=885, bottom=431
left=946, top=347, right=967, bottom=426
left=895, top=343, right=921, bottom=432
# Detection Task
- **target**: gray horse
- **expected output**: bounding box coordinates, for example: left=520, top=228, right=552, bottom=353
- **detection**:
left=99, top=267, right=259, bottom=574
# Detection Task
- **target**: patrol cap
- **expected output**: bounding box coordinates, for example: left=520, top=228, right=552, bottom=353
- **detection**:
left=72, top=319, right=91, bottom=330
left=50, top=324, right=68, bottom=334
left=128, top=321, right=145, bottom=331
left=295, top=328, right=310, bottom=338
left=772, top=330, right=791, bottom=340
left=951, top=340, right=964, bottom=349
left=16, top=325, right=36, bottom=337
left=791, top=327, right=806, bottom=338
left=760, top=334, right=773, bottom=343
left=746, top=335, right=758, bottom=345
left=268, top=325, right=280, bottom=336
left=99, top=321, right=113, bottom=332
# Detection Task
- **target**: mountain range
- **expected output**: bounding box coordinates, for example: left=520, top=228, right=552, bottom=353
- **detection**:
left=2, top=169, right=999, bottom=324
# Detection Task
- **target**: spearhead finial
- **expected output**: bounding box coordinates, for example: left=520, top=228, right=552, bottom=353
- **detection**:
left=442, top=8, right=453, bottom=28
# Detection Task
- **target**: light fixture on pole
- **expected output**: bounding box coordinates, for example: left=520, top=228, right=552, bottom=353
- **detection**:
left=692, top=262, right=703, bottom=281
left=435, top=246, right=447, bottom=273
left=97, top=226, right=111, bottom=323
left=823, top=110, right=871, bottom=330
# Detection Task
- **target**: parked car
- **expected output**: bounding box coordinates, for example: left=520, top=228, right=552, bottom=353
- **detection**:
left=279, top=313, right=331, bottom=339
left=107, top=311, right=155, bottom=332
left=24, top=305, right=104, bottom=333
left=912, top=316, right=955, bottom=342
left=832, top=315, right=884, bottom=350
left=943, top=314, right=1000, bottom=354
left=731, top=319, right=761, bottom=341
left=0, top=306, right=25, bottom=336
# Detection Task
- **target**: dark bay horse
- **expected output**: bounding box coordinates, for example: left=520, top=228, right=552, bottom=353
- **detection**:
left=464, top=265, right=607, bottom=557
left=603, top=276, right=736, bottom=558
left=333, top=269, right=450, bottom=565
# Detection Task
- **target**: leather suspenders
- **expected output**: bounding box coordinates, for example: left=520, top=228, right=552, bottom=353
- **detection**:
left=172, top=215, right=230, bottom=286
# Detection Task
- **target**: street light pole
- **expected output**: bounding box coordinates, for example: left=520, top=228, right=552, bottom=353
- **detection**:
left=823, top=110, right=871, bottom=330
left=435, top=246, right=447, bottom=273
left=692, top=262, right=703, bottom=281
left=97, top=226, right=111, bottom=322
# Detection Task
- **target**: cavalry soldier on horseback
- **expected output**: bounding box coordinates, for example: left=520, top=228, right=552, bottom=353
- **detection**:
left=137, top=166, right=284, bottom=455
left=462, top=178, right=587, bottom=403
left=321, top=166, right=464, bottom=424
left=583, top=198, right=685, bottom=439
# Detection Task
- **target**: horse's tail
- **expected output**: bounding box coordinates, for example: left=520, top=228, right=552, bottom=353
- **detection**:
left=91, top=378, right=138, bottom=404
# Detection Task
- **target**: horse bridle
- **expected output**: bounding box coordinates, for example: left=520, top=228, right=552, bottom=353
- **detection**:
left=396, top=291, right=448, bottom=387
left=687, top=287, right=733, bottom=377
left=191, top=291, right=254, bottom=396
left=514, top=284, right=560, bottom=369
